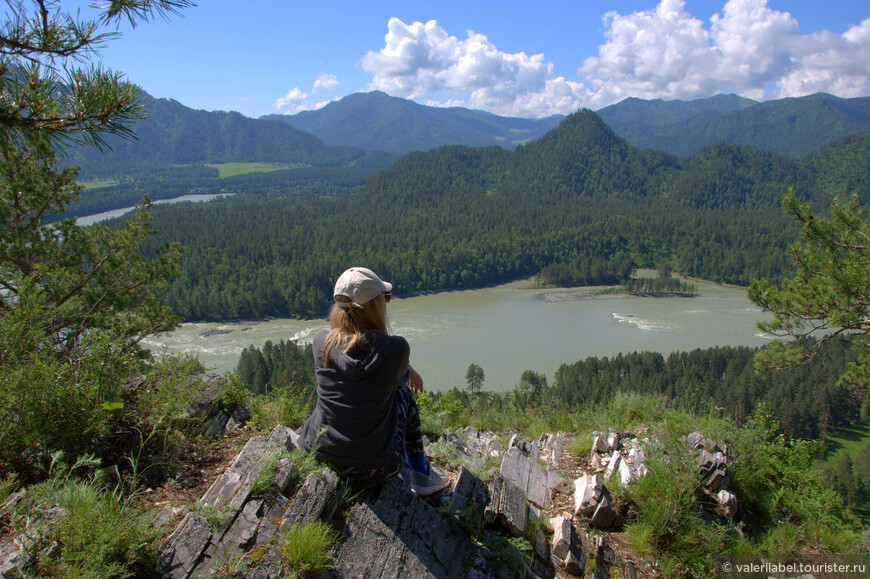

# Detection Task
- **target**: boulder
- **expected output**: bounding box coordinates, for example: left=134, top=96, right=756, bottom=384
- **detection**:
left=186, top=374, right=229, bottom=418
left=590, top=491, right=621, bottom=529
left=697, top=450, right=717, bottom=478
left=717, top=489, right=738, bottom=518
left=550, top=514, right=584, bottom=576
left=485, top=473, right=528, bottom=537
left=550, top=515, right=572, bottom=560
left=706, top=469, right=727, bottom=491
left=593, top=433, right=609, bottom=454
left=606, top=431, right=620, bottom=453
left=573, top=474, right=603, bottom=517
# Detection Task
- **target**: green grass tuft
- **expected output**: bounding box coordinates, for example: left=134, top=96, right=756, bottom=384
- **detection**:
left=280, top=519, right=340, bottom=576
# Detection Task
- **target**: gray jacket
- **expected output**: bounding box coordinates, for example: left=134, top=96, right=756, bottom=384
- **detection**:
left=299, top=331, right=410, bottom=469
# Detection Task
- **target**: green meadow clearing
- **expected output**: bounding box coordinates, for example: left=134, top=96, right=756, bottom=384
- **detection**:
left=206, top=162, right=291, bottom=178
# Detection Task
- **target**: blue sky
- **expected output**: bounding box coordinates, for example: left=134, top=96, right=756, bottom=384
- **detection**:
left=71, top=0, right=870, bottom=118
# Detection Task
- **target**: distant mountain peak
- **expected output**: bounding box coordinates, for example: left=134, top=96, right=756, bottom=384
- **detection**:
left=261, top=92, right=564, bottom=155
left=598, top=92, right=870, bottom=158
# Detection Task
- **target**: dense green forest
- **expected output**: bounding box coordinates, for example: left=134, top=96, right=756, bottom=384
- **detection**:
left=551, top=339, right=862, bottom=440
left=132, top=109, right=870, bottom=321
left=236, top=340, right=316, bottom=396
left=598, top=92, right=870, bottom=158
left=622, top=276, right=696, bottom=296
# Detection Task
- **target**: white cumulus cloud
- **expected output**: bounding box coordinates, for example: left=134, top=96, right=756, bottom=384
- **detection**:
left=582, top=0, right=870, bottom=106
left=275, top=73, right=343, bottom=114
left=274, top=87, right=309, bottom=113
left=361, top=1, right=870, bottom=118
left=362, top=17, right=585, bottom=117
left=314, top=73, right=340, bottom=92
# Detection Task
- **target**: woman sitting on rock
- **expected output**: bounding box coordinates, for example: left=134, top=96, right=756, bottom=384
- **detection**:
left=298, top=267, right=450, bottom=496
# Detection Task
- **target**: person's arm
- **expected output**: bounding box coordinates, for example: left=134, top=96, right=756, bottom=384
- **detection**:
left=407, top=364, right=424, bottom=393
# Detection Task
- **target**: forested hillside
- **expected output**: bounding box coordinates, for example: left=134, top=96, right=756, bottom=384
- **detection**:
left=135, top=110, right=869, bottom=321
left=598, top=92, right=870, bottom=158
left=65, top=165, right=379, bottom=218
left=261, top=91, right=563, bottom=154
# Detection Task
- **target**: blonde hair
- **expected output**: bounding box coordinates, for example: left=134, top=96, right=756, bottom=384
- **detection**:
left=321, top=294, right=389, bottom=365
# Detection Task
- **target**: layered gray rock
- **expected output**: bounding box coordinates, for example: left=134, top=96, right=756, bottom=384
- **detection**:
left=717, top=489, right=738, bottom=518
left=537, top=433, right=567, bottom=467
left=448, top=466, right=489, bottom=530
left=550, top=513, right=584, bottom=576
left=500, top=446, right=564, bottom=509
left=328, top=477, right=470, bottom=578
left=485, top=473, right=528, bottom=537
left=590, top=489, right=622, bottom=529
left=160, top=513, right=215, bottom=579
left=159, top=425, right=299, bottom=578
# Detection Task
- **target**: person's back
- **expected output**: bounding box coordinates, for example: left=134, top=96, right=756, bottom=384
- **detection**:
left=298, top=267, right=449, bottom=495
left=299, top=330, right=408, bottom=475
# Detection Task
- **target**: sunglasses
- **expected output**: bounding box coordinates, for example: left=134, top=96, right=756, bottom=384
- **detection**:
left=384, top=292, right=391, bottom=303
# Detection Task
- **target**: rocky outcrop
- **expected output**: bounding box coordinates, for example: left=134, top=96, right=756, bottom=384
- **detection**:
left=4, top=423, right=741, bottom=578
left=156, top=426, right=568, bottom=578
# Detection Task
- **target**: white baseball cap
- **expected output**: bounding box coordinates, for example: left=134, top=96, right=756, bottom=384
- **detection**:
left=333, top=267, right=392, bottom=309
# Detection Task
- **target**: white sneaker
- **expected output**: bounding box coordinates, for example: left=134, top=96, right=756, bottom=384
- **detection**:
left=409, top=465, right=450, bottom=496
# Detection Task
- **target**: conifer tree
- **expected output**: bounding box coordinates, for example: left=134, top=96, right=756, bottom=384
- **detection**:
left=0, top=1, right=192, bottom=353
left=749, top=188, right=870, bottom=391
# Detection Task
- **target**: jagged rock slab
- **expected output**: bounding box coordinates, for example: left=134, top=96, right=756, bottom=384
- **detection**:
left=203, top=405, right=251, bottom=437
left=186, top=374, right=228, bottom=418
left=590, top=490, right=622, bottom=529
left=244, top=467, right=342, bottom=577
left=199, top=426, right=296, bottom=511
left=550, top=514, right=584, bottom=576
left=485, top=473, right=527, bottom=537
left=500, top=446, right=564, bottom=509
left=160, top=426, right=299, bottom=578
left=252, top=493, right=290, bottom=548
left=509, top=434, right=536, bottom=459
left=328, top=477, right=470, bottom=578
left=537, top=433, right=567, bottom=467
left=550, top=515, right=572, bottom=560
left=621, top=560, right=639, bottom=579
left=573, top=473, right=603, bottom=517
left=448, top=466, right=488, bottom=530
left=707, top=469, right=727, bottom=491
left=160, top=513, right=214, bottom=579
left=286, top=469, right=339, bottom=525
left=717, top=489, right=738, bottom=518
left=0, top=540, right=26, bottom=579
left=201, top=498, right=263, bottom=572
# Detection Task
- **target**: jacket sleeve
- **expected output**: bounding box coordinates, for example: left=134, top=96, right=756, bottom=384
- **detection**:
left=394, top=336, right=411, bottom=389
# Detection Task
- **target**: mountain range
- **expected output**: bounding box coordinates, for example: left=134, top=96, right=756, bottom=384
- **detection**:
left=597, top=92, right=870, bottom=158
left=263, top=90, right=870, bottom=159
left=68, top=90, right=870, bottom=180
left=261, top=91, right=563, bottom=154
left=64, top=96, right=393, bottom=178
